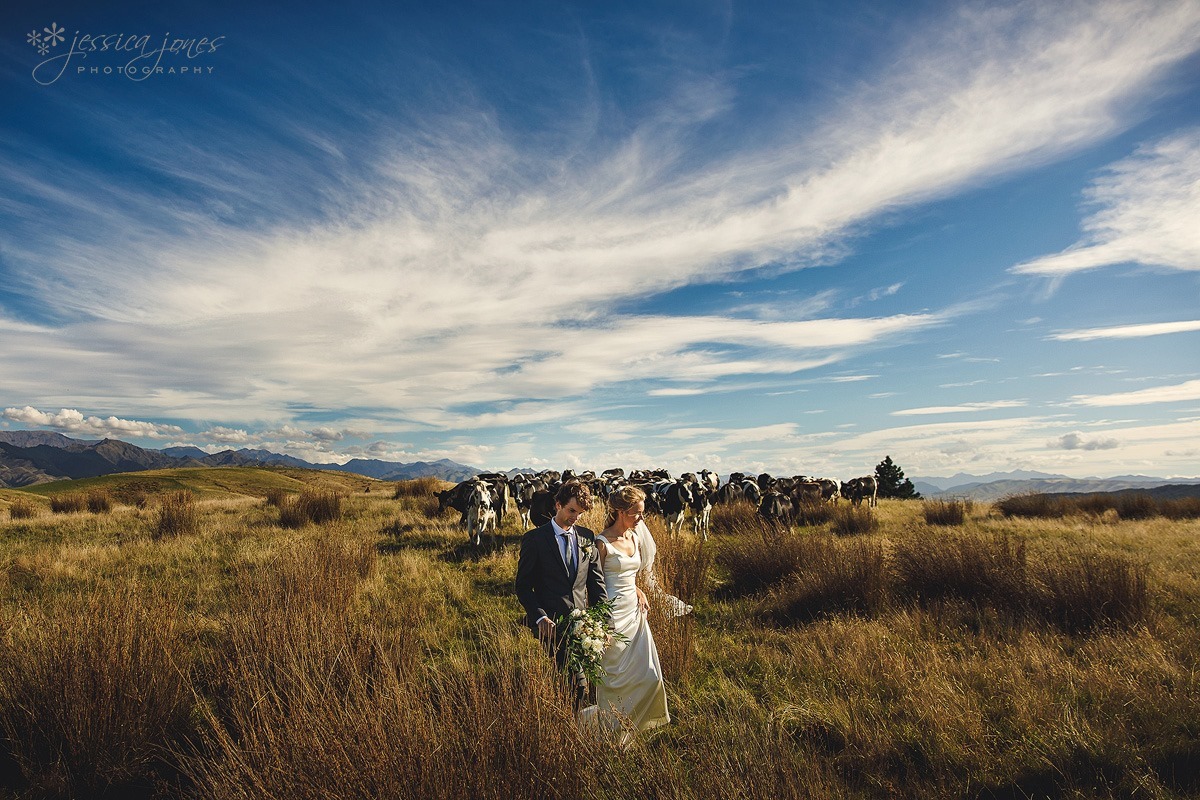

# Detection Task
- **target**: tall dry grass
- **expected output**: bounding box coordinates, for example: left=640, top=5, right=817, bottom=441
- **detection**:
left=717, top=524, right=817, bottom=595
left=0, top=487, right=1195, bottom=799
left=892, top=532, right=1029, bottom=613
left=6, top=500, right=37, bottom=520
left=922, top=498, right=972, bottom=526
left=156, top=490, right=199, bottom=538
left=0, top=586, right=193, bottom=797
left=49, top=493, right=86, bottom=514
left=998, top=491, right=1198, bottom=521
left=764, top=536, right=889, bottom=623
left=86, top=490, right=112, bottom=514
left=279, top=489, right=344, bottom=528
left=830, top=503, right=877, bottom=535
left=392, top=476, right=443, bottom=498
left=642, top=519, right=711, bottom=682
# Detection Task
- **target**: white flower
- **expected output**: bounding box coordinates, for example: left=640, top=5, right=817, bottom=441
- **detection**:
left=570, top=608, right=585, bottom=619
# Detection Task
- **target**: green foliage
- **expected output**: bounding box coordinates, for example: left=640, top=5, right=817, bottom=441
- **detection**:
left=875, top=455, right=920, bottom=499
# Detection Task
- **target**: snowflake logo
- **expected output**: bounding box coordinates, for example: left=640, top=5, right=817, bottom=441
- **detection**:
left=43, top=22, right=66, bottom=47
left=26, top=30, right=42, bottom=47
left=38, top=43, right=50, bottom=55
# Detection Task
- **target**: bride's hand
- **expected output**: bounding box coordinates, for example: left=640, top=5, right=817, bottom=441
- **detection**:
left=636, top=587, right=649, bottom=614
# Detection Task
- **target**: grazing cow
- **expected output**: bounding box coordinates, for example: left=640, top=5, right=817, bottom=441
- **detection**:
left=758, top=491, right=794, bottom=525
left=740, top=479, right=762, bottom=505
left=437, top=480, right=478, bottom=522
left=477, top=474, right=511, bottom=523
left=661, top=480, right=697, bottom=535
left=633, top=483, right=663, bottom=516
left=816, top=478, right=840, bottom=503
left=757, top=473, right=776, bottom=492
left=690, top=485, right=714, bottom=541
left=464, top=481, right=497, bottom=547
left=843, top=476, right=878, bottom=507
left=714, top=480, right=745, bottom=506
left=511, top=476, right=545, bottom=528
left=529, top=488, right=558, bottom=526
left=698, top=469, right=720, bottom=493
left=790, top=481, right=823, bottom=505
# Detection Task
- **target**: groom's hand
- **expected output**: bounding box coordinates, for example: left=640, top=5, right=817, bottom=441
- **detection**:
left=537, top=616, right=556, bottom=639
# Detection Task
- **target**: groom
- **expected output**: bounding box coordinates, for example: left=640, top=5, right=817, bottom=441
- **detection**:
left=514, top=480, right=606, bottom=707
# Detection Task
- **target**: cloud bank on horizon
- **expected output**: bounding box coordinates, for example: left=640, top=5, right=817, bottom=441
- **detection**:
left=2, top=0, right=1199, bottom=478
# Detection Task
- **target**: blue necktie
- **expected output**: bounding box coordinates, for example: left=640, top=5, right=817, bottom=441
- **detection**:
left=562, top=530, right=576, bottom=572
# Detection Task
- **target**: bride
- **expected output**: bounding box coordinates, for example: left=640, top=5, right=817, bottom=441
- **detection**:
left=583, top=485, right=678, bottom=740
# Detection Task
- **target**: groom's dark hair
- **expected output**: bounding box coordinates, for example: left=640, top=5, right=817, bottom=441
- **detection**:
left=555, top=479, right=594, bottom=510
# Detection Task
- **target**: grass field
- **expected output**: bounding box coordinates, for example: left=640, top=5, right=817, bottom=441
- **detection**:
left=1, top=470, right=1199, bottom=799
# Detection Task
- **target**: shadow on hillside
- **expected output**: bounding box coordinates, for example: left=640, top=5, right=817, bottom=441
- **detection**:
left=438, top=538, right=509, bottom=563
left=376, top=521, right=447, bottom=553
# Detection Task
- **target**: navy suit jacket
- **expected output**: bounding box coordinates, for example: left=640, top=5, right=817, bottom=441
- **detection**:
left=514, top=521, right=606, bottom=633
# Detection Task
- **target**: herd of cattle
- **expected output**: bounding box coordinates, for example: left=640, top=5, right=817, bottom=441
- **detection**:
left=434, top=468, right=880, bottom=546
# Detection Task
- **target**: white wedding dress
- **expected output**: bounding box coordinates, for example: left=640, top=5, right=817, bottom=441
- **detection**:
left=583, top=527, right=670, bottom=741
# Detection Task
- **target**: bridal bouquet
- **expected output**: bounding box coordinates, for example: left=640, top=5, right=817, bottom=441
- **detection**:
left=557, top=600, right=624, bottom=685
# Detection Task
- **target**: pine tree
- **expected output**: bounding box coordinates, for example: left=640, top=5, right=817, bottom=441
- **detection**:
left=874, top=455, right=920, bottom=499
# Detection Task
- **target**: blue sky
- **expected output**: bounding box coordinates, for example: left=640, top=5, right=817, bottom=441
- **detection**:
left=2, top=0, right=1199, bottom=478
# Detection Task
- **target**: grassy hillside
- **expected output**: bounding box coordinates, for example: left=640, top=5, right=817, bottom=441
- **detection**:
left=6, top=465, right=383, bottom=501
left=1, top=489, right=1198, bottom=799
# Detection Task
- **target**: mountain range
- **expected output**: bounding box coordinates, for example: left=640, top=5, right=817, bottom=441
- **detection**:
left=0, top=433, right=480, bottom=488
left=1, top=431, right=1197, bottom=497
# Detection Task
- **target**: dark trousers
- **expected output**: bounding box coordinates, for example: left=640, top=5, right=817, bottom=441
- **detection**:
left=540, top=624, right=590, bottom=710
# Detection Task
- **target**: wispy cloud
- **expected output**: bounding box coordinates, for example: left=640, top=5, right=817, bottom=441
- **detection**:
left=1072, top=379, right=1200, bottom=407
left=892, top=400, right=1028, bottom=416
left=1051, top=319, right=1200, bottom=340
left=1013, top=129, right=1200, bottom=277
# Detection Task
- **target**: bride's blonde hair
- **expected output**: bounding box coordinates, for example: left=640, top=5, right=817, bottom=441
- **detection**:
left=605, top=485, right=646, bottom=528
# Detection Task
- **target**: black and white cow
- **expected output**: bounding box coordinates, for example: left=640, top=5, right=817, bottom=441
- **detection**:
left=690, top=484, right=714, bottom=541
left=758, top=490, right=794, bottom=526
left=661, top=480, right=696, bottom=535
left=843, top=476, right=878, bottom=507
left=464, top=480, right=497, bottom=547
left=436, top=480, right=478, bottom=523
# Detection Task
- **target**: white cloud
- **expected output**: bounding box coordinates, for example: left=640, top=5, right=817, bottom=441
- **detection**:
left=1072, top=379, right=1200, bottom=407
left=1013, top=129, right=1200, bottom=276
left=1050, top=432, right=1120, bottom=450
left=892, top=400, right=1027, bottom=416
left=1051, top=319, right=1200, bottom=340
left=2, top=406, right=184, bottom=439
left=202, top=426, right=252, bottom=444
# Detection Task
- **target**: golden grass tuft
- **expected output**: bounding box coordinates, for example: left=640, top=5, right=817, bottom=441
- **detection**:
left=6, top=500, right=38, bottom=520
left=155, top=490, right=199, bottom=538
left=392, top=476, right=443, bottom=498
left=1033, top=549, right=1150, bottom=634
left=86, top=490, right=112, bottom=514
left=830, top=503, right=877, bottom=535
left=49, top=493, right=87, bottom=514
left=892, top=532, right=1028, bottom=612
left=764, top=536, right=889, bottom=623
left=279, top=490, right=344, bottom=528
left=922, top=498, right=972, bottom=526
